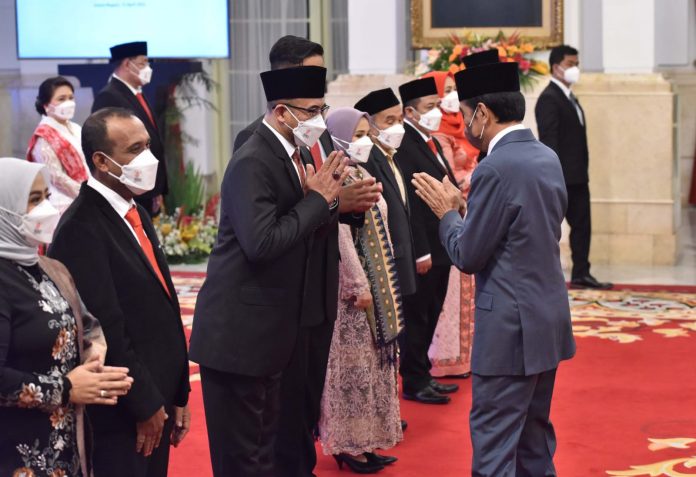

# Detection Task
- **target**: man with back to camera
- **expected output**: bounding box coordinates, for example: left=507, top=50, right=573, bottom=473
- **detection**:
left=92, top=41, right=167, bottom=217
left=535, top=44, right=612, bottom=290
left=412, top=59, right=576, bottom=477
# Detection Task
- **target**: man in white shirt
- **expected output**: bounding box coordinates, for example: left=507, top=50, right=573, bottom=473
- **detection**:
left=535, top=45, right=612, bottom=290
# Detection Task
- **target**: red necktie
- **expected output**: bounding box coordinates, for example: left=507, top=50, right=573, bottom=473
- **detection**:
left=309, top=143, right=323, bottom=171
left=135, top=92, right=157, bottom=128
left=125, top=207, right=171, bottom=297
left=292, top=150, right=306, bottom=188
left=426, top=138, right=439, bottom=158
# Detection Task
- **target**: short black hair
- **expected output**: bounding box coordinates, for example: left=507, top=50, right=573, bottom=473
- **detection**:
left=82, top=107, right=135, bottom=171
left=402, top=98, right=420, bottom=110
left=269, top=35, right=324, bottom=70
left=549, top=45, right=579, bottom=68
left=35, top=76, right=74, bottom=115
left=463, top=91, right=526, bottom=123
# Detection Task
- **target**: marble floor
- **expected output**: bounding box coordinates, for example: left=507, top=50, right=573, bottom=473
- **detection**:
left=172, top=208, right=696, bottom=286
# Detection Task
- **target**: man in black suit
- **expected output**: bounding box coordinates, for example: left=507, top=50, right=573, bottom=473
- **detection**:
left=394, top=77, right=459, bottom=404
left=189, top=66, right=349, bottom=477
left=535, top=45, right=612, bottom=290
left=92, top=41, right=167, bottom=217
left=231, top=36, right=380, bottom=477
left=355, top=87, right=417, bottom=305
left=49, top=107, right=191, bottom=477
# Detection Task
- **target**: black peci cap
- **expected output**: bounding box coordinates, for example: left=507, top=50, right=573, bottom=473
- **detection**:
left=354, top=88, right=400, bottom=115
left=398, top=77, right=438, bottom=104
left=109, top=41, right=148, bottom=63
left=454, top=62, right=520, bottom=101
left=462, top=49, right=500, bottom=69
left=261, top=66, right=327, bottom=101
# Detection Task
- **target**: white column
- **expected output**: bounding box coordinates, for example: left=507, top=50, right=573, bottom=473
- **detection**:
left=347, top=0, right=406, bottom=74
left=563, top=0, right=581, bottom=50
left=602, top=0, right=655, bottom=73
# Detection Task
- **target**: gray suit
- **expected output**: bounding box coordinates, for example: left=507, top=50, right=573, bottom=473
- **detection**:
left=439, top=128, right=575, bottom=476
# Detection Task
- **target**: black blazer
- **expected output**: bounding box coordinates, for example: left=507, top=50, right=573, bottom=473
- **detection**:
left=92, top=78, right=169, bottom=201
left=48, top=184, right=189, bottom=430
left=362, top=146, right=417, bottom=296
left=535, top=81, right=589, bottom=185
left=233, top=115, right=264, bottom=153
left=189, top=123, right=337, bottom=377
left=395, top=123, right=456, bottom=268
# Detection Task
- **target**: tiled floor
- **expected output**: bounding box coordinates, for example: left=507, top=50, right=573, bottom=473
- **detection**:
left=173, top=207, right=696, bottom=286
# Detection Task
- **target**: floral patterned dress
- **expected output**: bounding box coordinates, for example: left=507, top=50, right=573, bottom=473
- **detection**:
left=318, top=166, right=403, bottom=456
left=0, top=258, right=81, bottom=477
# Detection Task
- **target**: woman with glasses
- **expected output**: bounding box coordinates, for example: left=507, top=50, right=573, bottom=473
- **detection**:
left=319, top=108, right=403, bottom=474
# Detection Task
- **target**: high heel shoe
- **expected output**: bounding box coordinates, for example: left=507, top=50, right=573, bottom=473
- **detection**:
left=333, top=454, right=384, bottom=473
left=364, top=451, right=398, bottom=466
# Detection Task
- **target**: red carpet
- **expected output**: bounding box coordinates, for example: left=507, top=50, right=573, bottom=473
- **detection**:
left=168, top=274, right=696, bottom=476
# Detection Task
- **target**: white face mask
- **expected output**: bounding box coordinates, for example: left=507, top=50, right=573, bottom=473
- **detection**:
left=417, top=106, right=443, bottom=132
left=47, top=100, right=76, bottom=121
left=283, top=107, right=327, bottom=148
left=562, top=66, right=580, bottom=85
left=332, top=135, right=373, bottom=164
left=0, top=200, right=61, bottom=246
left=376, top=123, right=405, bottom=150
left=130, top=61, right=153, bottom=85
left=440, top=91, right=460, bottom=114
left=103, top=149, right=159, bottom=195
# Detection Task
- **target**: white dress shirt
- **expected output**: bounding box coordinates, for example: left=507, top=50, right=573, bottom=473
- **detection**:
left=488, top=124, right=527, bottom=153
left=550, top=77, right=584, bottom=125
left=87, top=176, right=138, bottom=240
left=404, top=119, right=448, bottom=170
left=262, top=119, right=304, bottom=187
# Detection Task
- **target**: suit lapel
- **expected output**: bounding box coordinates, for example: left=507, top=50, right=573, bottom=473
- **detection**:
left=256, top=123, right=304, bottom=199
left=372, top=148, right=409, bottom=212
left=85, top=187, right=175, bottom=304
left=432, top=137, right=458, bottom=184
left=110, top=79, right=157, bottom=130
left=550, top=82, right=584, bottom=129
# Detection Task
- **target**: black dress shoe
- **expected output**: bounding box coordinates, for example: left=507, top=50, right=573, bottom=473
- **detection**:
left=364, top=452, right=398, bottom=466
left=430, top=379, right=459, bottom=394
left=570, top=274, right=613, bottom=290
left=400, top=419, right=408, bottom=431
left=445, top=372, right=471, bottom=379
left=333, top=454, right=384, bottom=473
left=403, top=386, right=451, bottom=404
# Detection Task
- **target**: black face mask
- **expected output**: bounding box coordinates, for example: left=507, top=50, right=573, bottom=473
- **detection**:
left=465, top=105, right=486, bottom=152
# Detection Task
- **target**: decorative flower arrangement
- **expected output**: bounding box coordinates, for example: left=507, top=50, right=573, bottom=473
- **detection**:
left=416, top=31, right=549, bottom=91
left=154, top=193, right=219, bottom=265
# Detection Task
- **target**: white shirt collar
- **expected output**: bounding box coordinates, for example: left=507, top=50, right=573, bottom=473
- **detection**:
left=550, top=77, right=572, bottom=99
left=262, top=118, right=296, bottom=159
left=87, top=176, right=135, bottom=219
left=112, top=73, right=141, bottom=95
left=488, top=124, right=527, bottom=153
left=404, top=119, right=430, bottom=142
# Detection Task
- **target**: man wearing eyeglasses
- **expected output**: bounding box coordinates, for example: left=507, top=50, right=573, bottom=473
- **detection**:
left=92, top=41, right=166, bottom=217
left=231, top=35, right=382, bottom=477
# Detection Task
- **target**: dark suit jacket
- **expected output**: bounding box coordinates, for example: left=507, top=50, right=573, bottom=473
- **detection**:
left=92, top=78, right=169, bottom=201
left=49, top=184, right=189, bottom=429
left=535, top=81, right=589, bottom=185
left=189, top=123, right=338, bottom=377
left=362, top=145, right=417, bottom=296
left=233, top=115, right=264, bottom=153
left=439, top=129, right=576, bottom=376
left=395, top=122, right=456, bottom=268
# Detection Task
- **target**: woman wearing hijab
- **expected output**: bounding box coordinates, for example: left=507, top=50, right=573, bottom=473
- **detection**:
left=0, top=158, right=132, bottom=477
left=319, top=108, right=403, bottom=474
left=420, top=71, right=479, bottom=380
left=27, top=76, right=90, bottom=213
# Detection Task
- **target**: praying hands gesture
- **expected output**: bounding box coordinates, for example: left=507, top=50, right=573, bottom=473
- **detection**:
left=305, top=150, right=350, bottom=205
left=411, top=173, right=466, bottom=220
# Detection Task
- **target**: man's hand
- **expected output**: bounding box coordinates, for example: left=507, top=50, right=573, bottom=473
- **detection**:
left=338, top=178, right=382, bottom=213
left=305, top=151, right=350, bottom=204
left=416, top=257, right=432, bottom=275
left=412, top=173, right=462, bottom=220
left=136, top=406, right=168, bottom=457
left=170, top=405, right=191, bottom=448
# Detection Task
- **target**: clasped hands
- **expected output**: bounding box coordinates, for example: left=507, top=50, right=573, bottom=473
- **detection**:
left=411, top=173, right=466, bottom=220
left=305, top=151, right=382, bottom=212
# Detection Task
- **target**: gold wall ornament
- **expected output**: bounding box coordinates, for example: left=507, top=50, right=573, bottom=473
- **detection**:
left=411, top=0, right=564, bottom=49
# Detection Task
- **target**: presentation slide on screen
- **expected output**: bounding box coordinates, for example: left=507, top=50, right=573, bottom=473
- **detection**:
left=16, top=0, right=229, bottom=59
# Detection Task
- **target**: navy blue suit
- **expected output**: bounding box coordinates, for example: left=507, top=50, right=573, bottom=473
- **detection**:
left=439, top=128, right=575, bottom=476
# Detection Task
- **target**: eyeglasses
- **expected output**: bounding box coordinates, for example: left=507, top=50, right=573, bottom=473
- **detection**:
left=283, top=103, right=330, bottom=117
